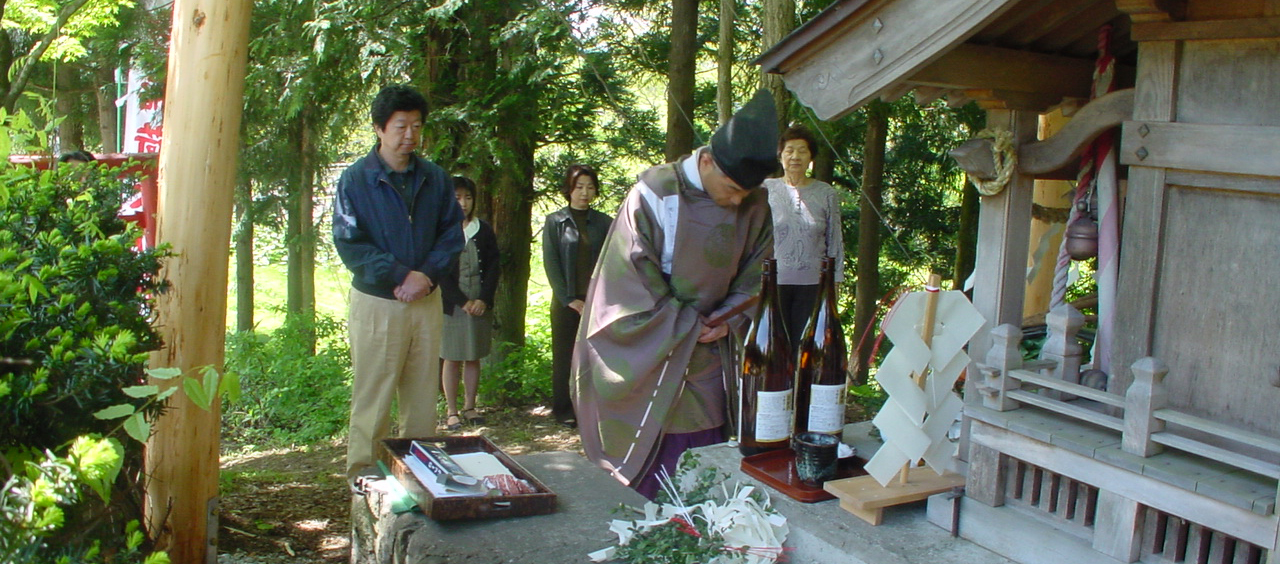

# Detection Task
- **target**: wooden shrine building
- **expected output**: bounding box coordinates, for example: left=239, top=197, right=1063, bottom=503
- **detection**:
left=761, top=1, right=1280, bottom=563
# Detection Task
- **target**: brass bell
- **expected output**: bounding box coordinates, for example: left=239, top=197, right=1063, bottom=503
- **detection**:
left=1065, top=214, right=1098, bottom=260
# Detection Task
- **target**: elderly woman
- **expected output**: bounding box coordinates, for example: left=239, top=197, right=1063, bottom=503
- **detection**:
left=763, top=125, right=845, bottom=346
left=542, top=164, right=612, bottom=428
left=439, top=176, right=501, bottom=430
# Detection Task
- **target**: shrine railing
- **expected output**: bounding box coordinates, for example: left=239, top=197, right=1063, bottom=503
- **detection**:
left=976, top=305, right=1280, bottom=483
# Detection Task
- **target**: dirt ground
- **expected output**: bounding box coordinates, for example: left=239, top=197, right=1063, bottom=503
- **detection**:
left=217, top=405, right=582, bottom=563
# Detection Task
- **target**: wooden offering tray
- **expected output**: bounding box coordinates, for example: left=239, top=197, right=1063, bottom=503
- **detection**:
left=380, top=435, right=557, bottom=521
left=740, top=448, right=868, bottom=503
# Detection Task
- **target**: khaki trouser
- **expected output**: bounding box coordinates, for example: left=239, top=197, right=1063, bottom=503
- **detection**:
left=346, top=288, right=442, bottom=479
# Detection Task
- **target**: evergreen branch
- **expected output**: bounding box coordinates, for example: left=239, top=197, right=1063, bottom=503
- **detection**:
left=4, top=0, right=95, bottom=112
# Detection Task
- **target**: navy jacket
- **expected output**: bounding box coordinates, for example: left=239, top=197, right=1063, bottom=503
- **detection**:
left=332, top=146, right=465, bottom=300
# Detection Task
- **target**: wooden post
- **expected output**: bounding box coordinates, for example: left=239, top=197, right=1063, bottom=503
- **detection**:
left=965, top=109, right=1037, bottom=406
left=980, top=324, right=1024, bottom=411
left=144, top=1, right=252, bottom=562
left=1040, top=304, right=1085, bottom=399
left=1123, top=357, right=1168, bottom=458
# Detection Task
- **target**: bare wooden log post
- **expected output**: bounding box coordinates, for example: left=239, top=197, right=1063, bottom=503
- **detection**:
left=144, top=0, right=252, bottom=562
left=1040, top=304, right=1085, bottom=400
left=1123, top=357, right=1168, bottom=457
left=979, top=324, right=1024, bottom=411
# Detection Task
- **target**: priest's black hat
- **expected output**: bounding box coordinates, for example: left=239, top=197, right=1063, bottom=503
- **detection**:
left=710, top=90, right=779, bottom=189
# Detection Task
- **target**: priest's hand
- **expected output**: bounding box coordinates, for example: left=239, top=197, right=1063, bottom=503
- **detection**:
left=697, top=322, right=729, bottom=343
left=568, top=299, right=585, bottom=314
left=395, top=271, right=434, bottom=302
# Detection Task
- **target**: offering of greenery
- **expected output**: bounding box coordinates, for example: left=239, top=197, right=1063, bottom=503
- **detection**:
left=593, top=453, right=790, bottom=564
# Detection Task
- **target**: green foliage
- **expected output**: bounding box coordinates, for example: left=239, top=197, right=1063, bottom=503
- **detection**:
left=0, top=111, right=178, bottom=562
left=848, top=382, right=888, bottom=418
left=3, top=0, right=136, bottom=62
left=613, top=517, right=725, bottom=564
left=222, top=311, right=353, bottom=446
left=0, top=158, right=168, bottom=450
left=480, top=336, right=552, bottom=408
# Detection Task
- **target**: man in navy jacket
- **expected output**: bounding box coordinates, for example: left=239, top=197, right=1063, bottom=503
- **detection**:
left=333, top=84, right=464, bottom=489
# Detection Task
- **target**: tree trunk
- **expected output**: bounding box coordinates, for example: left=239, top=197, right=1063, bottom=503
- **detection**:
left=715, top=0, right=735, bottom=127
left=664, top=0, right=698, bottom=162
left=813, top=145, right=835, bottom=183
left=146, top=0, right=252, bottom=562
left=56, top=65, right=84, bottom=152
left=94, top=67, right=119, bottom=153
left=761, top=0, right=796, bottom=132
left=953, top=181, right=979, bottom=292
left=852, top=101, right=887, bottom=385
left=489, top=9, right=537, bottom=358
left=235, top=180, right=254, bottom=332
left=286, top=112, right=316, bottom=347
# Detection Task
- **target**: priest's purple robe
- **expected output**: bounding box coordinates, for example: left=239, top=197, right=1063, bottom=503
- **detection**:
left=571, top=153, right=773, bottom=487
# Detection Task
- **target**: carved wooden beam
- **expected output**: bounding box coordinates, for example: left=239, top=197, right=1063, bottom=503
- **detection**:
left=910, top=44, right=1095, bottom=99
left=1115, top=0, right=1186, bottom=23
left=965, top=89, right=1073, bottom=112
left=913, top=86, right=947, bottom=105
left=951, top=138, right=998, bottom=181
left=1019, top=88, right=1135, bottom=175
left=1132, top=16, right=1280, bottom=41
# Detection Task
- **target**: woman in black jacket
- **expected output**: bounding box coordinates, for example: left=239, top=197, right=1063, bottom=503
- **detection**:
left=440, top=176, right=501, bottom=430
left=542, top=164, right=612, bottom=427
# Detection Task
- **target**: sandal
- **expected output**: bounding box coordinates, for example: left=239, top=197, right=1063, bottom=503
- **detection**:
left=462, top=408, right=486, bottom=425
left=444, top=414, right=463, bottom=431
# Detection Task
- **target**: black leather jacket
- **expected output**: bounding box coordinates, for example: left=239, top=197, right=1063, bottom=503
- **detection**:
left=542, top=206, right=612, bottom=307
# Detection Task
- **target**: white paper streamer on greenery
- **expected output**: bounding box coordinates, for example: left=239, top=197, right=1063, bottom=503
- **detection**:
left=588, top=484, right=789, bottom=564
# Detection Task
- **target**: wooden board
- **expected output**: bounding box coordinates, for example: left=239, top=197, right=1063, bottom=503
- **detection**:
left=1120, top=121, right=1280, bottom=177
left=823, top=472, right=965, bottom=525
left=778, top=0, right=1022, bottom=120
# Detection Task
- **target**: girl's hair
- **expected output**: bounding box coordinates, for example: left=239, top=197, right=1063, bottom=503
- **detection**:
left=561, top=164, right=599, bottom=202
left=453, top=176, right=476, bottom=219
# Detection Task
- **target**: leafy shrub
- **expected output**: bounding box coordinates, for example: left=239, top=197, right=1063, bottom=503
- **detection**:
left=0, top=162, right=170, bottom=449
left=0, top=108, right=173, bottom=562
left=480, top=321, right=552, bottom=408
left=222, top=311, right=352, bottom=446
left=463, top=293, right=553, bottom=407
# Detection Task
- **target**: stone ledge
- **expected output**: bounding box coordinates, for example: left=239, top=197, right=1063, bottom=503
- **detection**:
left=683, top=428, right=1014, bottom=564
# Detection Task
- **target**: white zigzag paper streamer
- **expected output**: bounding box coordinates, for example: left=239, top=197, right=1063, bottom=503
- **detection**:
left=866, top=290, right=985, bottom=486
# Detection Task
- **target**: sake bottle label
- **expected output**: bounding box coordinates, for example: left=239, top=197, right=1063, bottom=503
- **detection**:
left=755, top=389, right=794, bottom=442
left=807, top=383, right=846, bottom=434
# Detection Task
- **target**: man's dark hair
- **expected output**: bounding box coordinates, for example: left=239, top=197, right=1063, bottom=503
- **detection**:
left=778, top=125, right=818, bottom=157
left=561, top=164, right=599, bottom=202
left=370, top=84, right=428, bottom=130
left=59, top=150, right=96, bottom=164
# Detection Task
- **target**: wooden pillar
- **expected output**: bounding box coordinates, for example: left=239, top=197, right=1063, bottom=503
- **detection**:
left=965, top=109, right=1037, bottom=401
left=1023, top=110, right=1074, bottom=319
left=145, top=0, right=252, bottom=562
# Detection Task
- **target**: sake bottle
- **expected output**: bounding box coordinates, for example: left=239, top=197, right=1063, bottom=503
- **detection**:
left=739, top=258, right=794, bottom=456
left=794, top=256, right=848, bottom=440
